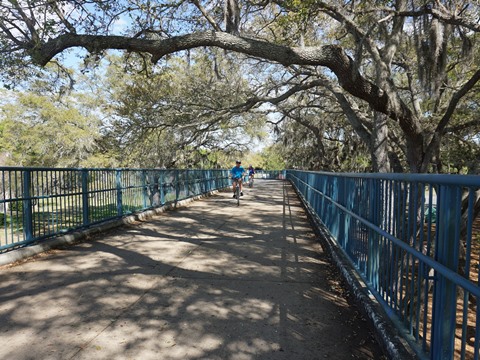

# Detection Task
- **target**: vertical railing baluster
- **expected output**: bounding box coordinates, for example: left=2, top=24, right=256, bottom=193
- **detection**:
left=175, top=170, right=180, bottom=203
left=142, top=170, right=148, bottom=210
left=82, top=169, right=89, bottom=226
left=116, top=169, right=123, bottom=217
left=22, top=170, right=33, bottom=243
left=367, top=177, right=380, bottom=289
left=431, top=185, right=461, bottom=360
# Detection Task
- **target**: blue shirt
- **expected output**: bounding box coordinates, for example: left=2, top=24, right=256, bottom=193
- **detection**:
left=231, top=165, right=244, bottom=179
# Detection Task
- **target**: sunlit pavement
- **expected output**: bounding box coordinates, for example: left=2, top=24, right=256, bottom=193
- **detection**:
left=0, top=179, right=385, bottom=360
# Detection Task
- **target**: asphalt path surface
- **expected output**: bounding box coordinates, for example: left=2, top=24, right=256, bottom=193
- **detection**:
left=0, top=179, right=386, bottom=360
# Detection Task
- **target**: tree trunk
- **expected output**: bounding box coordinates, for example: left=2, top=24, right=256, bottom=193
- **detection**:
left=372, top=111, right=391, bottom=173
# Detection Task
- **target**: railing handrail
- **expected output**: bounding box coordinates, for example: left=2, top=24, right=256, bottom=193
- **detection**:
left=287, top=169, right=480, bottom=360
left=0, top=167, right=231, bottom=252
left=290, top=169, right=480, bottom=187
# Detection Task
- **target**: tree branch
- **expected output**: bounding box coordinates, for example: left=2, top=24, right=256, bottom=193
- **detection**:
left=37, top=31, right=403, bottom=118
left=424, top=69, right=480, bottom=166
left=445, top=119, right=480, bottom=133
left=190, top=0, right=223, bottom=32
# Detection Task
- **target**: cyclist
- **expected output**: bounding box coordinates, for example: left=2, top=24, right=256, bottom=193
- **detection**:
left=248, top=165, right=255, bottom=186
left=231, top=159, right=245, bottom=198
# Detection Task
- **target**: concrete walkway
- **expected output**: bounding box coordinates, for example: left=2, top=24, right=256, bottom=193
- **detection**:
left=0, top=180, right=385, bottom=360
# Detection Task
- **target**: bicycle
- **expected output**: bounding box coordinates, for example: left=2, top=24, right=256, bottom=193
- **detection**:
left=232, top=177, right=241, bottom=206
left=248, top=175, right=254, bottom=188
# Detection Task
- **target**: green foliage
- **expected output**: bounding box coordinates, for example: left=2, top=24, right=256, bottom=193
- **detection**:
left=440, top=135, right=480, bottom=174
left=1, top=0, right=479, bottom=174
left=0, top=91, right=103, bottom=167
left=258, top=145, right=286, bottom=170
left=101, top=52, right=267, bottom=168
left=9, top=200, right=23, bottom=213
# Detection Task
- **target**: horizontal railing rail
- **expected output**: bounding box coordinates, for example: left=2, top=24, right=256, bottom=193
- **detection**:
left=0, top=167, right=230, bottom=252
left=287, top=170, right=480, bottom=360
left=253, top=170, right=286, bottom=180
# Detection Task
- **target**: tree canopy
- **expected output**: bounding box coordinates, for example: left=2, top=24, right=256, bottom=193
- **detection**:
left=1, top=0, right=479, bottom=173
left=0, top=86, right=105, bottom=167
left=101, top=52, right=266, bottom=168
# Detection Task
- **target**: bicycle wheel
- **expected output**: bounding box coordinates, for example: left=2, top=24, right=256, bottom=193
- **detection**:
left=236, top=184, right=240, bottom=206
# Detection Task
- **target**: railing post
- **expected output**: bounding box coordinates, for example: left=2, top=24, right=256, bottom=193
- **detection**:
left=82, top=169, right=90, bottom=226
left=142, top=170, right=148, bottom=209
left=337, top=177, right=346, bottom=248
left=204, top=170, right=209, bottom=193
left=339, top=177, right=353, bottom=255
left=159, top=170, right=165, bottom=206
left=175, top=170, right=180, bottom=203
left=116, top=170, right=123, bottom=216
left=22, top=170, right=33, bottom=242
left=202, top=170, right=207, bottom=194
left=367, top=178, right=380, bottom=288
left=431, top=185, right=461, bottom=360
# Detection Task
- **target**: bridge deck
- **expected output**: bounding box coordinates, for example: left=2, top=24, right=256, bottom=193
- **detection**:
left=0, top=180, right=385, bottom=360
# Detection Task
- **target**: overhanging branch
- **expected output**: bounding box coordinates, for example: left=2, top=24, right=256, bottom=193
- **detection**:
left=35, top=31, right=419, bottom=139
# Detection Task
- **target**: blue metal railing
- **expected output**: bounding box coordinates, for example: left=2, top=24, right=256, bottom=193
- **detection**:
left=254, top=170, right=286, bottom=180
left=287, top=170, right=480, bottom=360
left=0, top=167, right=230, bottom=252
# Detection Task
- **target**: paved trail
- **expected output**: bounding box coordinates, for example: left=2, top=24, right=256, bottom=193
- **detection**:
left=0, top=180, right=385, bottom=360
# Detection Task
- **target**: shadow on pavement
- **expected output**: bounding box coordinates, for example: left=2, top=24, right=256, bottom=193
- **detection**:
left=0, top=180, right=385, bottom=360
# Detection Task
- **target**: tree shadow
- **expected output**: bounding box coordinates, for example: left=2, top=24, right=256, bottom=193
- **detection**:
left=0, top=180, right=385, bottom=360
